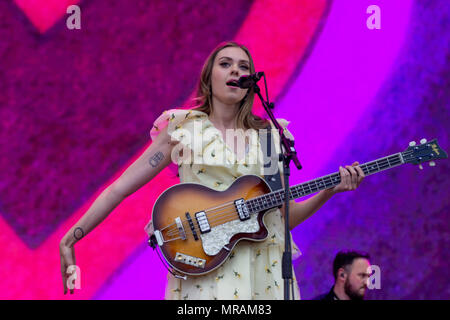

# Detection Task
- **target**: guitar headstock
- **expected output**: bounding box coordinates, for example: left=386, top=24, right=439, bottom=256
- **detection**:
left=402, top=138, right=448, bottom=169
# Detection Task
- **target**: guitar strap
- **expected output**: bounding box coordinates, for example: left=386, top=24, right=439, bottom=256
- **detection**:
left=259, top=125, right=283, bottom=191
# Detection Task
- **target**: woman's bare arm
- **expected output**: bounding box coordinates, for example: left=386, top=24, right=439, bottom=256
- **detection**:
left=60, top=128, right=174, bottom=247
left=60, top=128, right=175, bottom=293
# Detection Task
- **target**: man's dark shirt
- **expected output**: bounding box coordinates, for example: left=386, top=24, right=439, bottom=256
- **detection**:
left=312, top=286, right=340, bottom=300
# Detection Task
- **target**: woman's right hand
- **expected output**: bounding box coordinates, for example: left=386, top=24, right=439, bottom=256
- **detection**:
left=59, top=240, right=77, bottom=295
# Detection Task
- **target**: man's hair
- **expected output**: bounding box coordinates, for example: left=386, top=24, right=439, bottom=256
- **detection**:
left=333, top=250, right=370, bottom=280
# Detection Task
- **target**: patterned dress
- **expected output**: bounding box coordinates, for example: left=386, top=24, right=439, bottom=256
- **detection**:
left=150, top=109, right=301, bottom=300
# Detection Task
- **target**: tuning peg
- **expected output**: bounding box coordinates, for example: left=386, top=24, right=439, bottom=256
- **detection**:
left=419, top=164, right=423, bottom=170
left=429, top=161, right=436, bottom=167
left=409, top=141, right=416, bottom=147
left=420, top=138, right=427, bottom=144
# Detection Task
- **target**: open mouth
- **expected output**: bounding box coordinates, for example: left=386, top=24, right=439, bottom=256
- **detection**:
left=226, top=79, right=239, bottom=87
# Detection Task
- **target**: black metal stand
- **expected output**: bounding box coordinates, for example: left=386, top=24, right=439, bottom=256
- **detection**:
left=252, top=74, right=302, bottom=300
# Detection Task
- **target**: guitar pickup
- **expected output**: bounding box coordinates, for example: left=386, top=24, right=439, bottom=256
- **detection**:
left=235, top=198, right=250, bottom=221
left=175, top=252, right=206, bottom=269
left=195, top=211, right=211, bottom=234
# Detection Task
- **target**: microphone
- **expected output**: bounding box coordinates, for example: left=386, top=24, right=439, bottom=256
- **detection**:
left=226, top=72, right=264, bottom=89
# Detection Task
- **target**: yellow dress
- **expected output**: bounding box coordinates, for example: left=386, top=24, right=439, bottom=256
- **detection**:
left=150, top=109, right=301, bottom=300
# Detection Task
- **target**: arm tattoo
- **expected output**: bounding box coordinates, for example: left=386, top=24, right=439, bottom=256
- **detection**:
left=73, top=227, right=85, bottom=240
left=149, top=151, right=164, bottom=168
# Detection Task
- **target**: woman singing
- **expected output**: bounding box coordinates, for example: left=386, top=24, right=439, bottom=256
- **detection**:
left=60, top=41, right=365, bottom=299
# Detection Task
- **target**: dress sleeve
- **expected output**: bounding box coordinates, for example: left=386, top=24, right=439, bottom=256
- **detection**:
left=150, top=108, right=207, bottom=142
left=270, top=118, right=294, bottom=149
left=150, top=108, right=209, bottom=166
left=268, top=118, right=295, bottom=163
left=279, top=118, right=294, bottom=140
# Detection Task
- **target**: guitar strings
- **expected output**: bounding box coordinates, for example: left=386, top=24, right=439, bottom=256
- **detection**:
left=159, top=200, right=238, bottom=233
left=164, top=193, right=286, bottom=238
left=164, top=167, right=354, bottom=237
left=162, top=201, right=236, bottom=229
left=164, top=189, right=289, bottom=237
left=165, top=202, right=259, bottom=238
left=165, top=205, right=241, bottom=237
left=165, top=191, right=281, bottom=234
left=162, top=153, right=413, bottom=238
left=164, top=168, right=348, bottom=236
left=166, top=214, right=238, bottom=238
left=165, top=165, right=372, bottom=238
left=165, top=197, right=286, bottom=239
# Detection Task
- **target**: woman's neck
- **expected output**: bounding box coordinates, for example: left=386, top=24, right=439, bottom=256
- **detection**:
left=208, top=99, right=239, bottom=130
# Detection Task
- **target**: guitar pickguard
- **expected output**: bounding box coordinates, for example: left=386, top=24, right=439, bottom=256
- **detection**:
left=200, top=214, right=260, bottom=256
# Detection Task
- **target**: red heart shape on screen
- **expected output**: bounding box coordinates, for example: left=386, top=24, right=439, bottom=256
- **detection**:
left=14, top=0, right=81, bottom=33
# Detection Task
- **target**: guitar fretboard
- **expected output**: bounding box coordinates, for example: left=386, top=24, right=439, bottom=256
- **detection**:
left=246, top=152, right=404, bottom=213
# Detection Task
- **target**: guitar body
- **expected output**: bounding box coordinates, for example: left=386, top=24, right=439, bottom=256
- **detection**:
left=151, top=175, right=272, bottom=276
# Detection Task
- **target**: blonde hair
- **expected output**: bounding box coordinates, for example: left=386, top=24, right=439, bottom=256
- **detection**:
left=191, top=41, right=268, bottom=130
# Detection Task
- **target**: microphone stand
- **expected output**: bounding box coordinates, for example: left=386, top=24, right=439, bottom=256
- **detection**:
left=252, top=74, right=302, bottom=300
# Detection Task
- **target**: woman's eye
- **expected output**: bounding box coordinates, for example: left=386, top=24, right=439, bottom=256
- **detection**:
left=220, top=62, right=249, bottom=70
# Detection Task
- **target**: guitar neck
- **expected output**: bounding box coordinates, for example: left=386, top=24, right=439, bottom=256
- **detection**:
left=246, top=152, right=405, bottom=213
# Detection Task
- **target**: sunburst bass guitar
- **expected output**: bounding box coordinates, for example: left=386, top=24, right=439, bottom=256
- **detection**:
left=149, top=139, right=447, bottom=277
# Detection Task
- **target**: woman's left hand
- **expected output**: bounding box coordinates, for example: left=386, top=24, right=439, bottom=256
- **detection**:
left=329, top=161, right=365, bottom=195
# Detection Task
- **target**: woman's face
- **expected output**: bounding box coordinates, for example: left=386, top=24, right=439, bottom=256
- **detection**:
left=210, top=46, right=251, bottom=106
